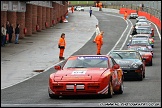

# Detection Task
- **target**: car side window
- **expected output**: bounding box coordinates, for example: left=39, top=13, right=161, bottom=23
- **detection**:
left=136, top=52, right=142, bottom=60
left=109, top=57, right=117, bottom=68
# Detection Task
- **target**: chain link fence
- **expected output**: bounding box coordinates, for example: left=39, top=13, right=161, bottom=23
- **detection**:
left=103, top=1, right=161, bottom=20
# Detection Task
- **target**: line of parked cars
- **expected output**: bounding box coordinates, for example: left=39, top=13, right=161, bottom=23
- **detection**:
left=47, top=13, right=155, bottom=99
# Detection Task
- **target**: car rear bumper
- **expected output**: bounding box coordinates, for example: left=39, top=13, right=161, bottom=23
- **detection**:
left=49, top=82, right=109, bottom=95
left=122, top=70, right=142, bottom=79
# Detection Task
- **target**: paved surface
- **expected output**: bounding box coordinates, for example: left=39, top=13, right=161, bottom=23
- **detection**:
left=1, top=7, right=117, bottom=89
left=1, top=7, right=100, bottom=89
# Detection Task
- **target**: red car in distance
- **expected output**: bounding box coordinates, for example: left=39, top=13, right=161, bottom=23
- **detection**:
left=48, top=55, right=124, bottom=98
left=127, top=45, right=153, bottom=66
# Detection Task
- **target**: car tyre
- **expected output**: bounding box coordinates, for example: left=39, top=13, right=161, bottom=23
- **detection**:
left=139, top=72, right=143, bottom=81
left=48, top=88, right=59, bottom=99
left=106, top=81, right=113, bottom=98
left=149, top=59, right=152, bottom=66
left=114, top=80, right=124, bottom=94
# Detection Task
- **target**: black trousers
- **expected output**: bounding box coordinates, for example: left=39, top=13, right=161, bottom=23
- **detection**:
left=9, top=33, right=12, bottom=42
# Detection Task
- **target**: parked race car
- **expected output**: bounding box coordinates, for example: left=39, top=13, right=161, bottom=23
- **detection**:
left=127, top=37, right=154, bottom=49
left=74, top=6, right=84, bottom=11
left=109, top=50, right=145, bottom=81
left=48, top=55, right=124, bottom=98
left=127, top=45, right=153, bottom=66
left=129, top=13, right=138, bottom=19
left=130, top=34, right=154, bottom=48
left=136, top=16, right=147, bottom=22
left=135, top=24, right=154, bottom=37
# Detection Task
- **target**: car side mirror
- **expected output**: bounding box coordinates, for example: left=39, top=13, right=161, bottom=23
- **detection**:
left=113, top=64, right=120, bottom=69
left=54, top=65, right=61, bottom=70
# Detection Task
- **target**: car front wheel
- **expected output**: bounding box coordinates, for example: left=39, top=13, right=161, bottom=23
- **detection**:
left=106, top=81, right=113, bottom=98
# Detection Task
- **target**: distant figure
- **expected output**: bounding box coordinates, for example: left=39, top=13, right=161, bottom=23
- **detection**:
left=93, top=25, right=100, bottom=43
left=89, top=7, right=92, bottom=17
left=142, top=3, right=144, bottom=11
left=131, top=25, right=137, bottom=35
left=15, top=24, right=20, bottom=44
left=1, top=24, right=7, bottom=47
left=71, top=6, right=74, bottom=13
left=95, top=31, right=104, bottom=55
left=58, top=33, right=66, bottom=60
left=9, top=23, right=14, bottom=43
left=124, top=11, right=128, bottom=20
left=6, top=21, right=10, bottom=44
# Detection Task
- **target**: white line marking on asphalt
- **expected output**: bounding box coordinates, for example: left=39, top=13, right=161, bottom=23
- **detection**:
left=120, top=19, right=133, bottom=50
left=101, top=13, right=132, bottom=54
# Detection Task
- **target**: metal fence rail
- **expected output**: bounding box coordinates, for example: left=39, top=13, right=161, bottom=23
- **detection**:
left=103, top=1, right=161, bottom=20
left=69, top=1, right=161, bottom=20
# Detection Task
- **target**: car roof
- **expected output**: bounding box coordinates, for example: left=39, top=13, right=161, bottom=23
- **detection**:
left=131, top=13, right=137, bottom=14
left=136, top=25, right=151, bottom=28
left=136, top=27, right=150, bottom=30
left=111, top=50, right=137, bottom=52
left=137, top=16, right=146, bottom=18
left=69, top=55, right=110, bottom=58
left=132, top=37, right=149, bottom=40
left=128, top=45, right=148, bottom=47
left=133, top=34, right=150, bottom=36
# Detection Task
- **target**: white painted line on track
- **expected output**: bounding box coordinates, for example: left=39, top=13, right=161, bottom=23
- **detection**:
left=101, top=13, right=133, bottom=54
left=120, top=19, right=133, bottom=50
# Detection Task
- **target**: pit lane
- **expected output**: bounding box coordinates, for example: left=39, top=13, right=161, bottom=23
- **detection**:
left=1, top=10, right=161, bottom=107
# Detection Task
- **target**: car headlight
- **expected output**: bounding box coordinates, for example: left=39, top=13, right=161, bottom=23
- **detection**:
left=132, top=64, right=139, bottom=68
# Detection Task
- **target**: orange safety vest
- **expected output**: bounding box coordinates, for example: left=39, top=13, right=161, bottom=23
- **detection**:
left=58, top=37, right=66, bottom=47
left=95, top=34, right=103, bottom=45
left=124, top=12, right=128, bottom=17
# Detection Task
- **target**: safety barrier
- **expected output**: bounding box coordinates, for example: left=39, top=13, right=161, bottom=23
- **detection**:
left=119, top=8, right=161, bottom=30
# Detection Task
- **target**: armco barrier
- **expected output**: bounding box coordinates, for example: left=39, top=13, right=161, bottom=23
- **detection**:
left=119, top=8, right=161, bottom=30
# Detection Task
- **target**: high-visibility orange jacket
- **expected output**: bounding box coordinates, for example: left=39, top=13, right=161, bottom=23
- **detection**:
left=124, top=12, right=128, bottom=17
left=95, top=34, right=103, bottom=45
left=58, top=37, right=66, bottom=47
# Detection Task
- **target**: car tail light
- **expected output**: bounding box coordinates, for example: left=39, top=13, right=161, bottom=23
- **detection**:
left=88, top=83, right=100, bottom=89
left=135, top=69, right=142, bottom=72
left=53, top=83, right=64, bottom=89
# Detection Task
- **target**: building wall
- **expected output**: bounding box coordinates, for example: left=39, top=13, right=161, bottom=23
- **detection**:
left=25, top=4, right=32, bottom=36
left=32, top=5, right=37, bottom=33
left=1, top=1, right=68, bottom=41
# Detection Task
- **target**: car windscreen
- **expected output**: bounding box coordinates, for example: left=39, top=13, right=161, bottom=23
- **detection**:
left=131, top=40, right=150, bottom=46
left=110, top=52, right=138, bottom=59
left=128, top=47, right=150, bottom=52
left=136, top=29, right=151, bottom=34
left=63, top=56, right=108, bottom=68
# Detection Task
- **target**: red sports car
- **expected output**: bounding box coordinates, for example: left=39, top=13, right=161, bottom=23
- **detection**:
left=128, top=45, right=153, bottom=66
left=48, top=55, right=124, bottom=98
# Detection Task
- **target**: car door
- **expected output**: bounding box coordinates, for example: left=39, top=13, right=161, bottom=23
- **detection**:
left=109, top=58, right=118, bottom=88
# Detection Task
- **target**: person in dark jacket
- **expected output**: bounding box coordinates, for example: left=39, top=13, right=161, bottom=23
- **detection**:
left=6, top=21, right=10, bottom=44
left=15, top=24, right=20, bottom=44
left=89, top=7, right=92, bottom=17
left=9, top=24, right=14, bottom=43
left=131, top=25, right=137, bottom=35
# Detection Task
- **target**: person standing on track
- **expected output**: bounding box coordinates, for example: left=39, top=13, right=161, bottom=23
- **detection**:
left=93, top=25, right=100, bottom=43
left=95, top=31, right=104, bottom=55
left=58, top=33, right=66, bottom=60
left=71, top=6, right=74, bottom=13
left=89, top=7, right=92, bottom=17
left=124, top=11, right=128, bottom=20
